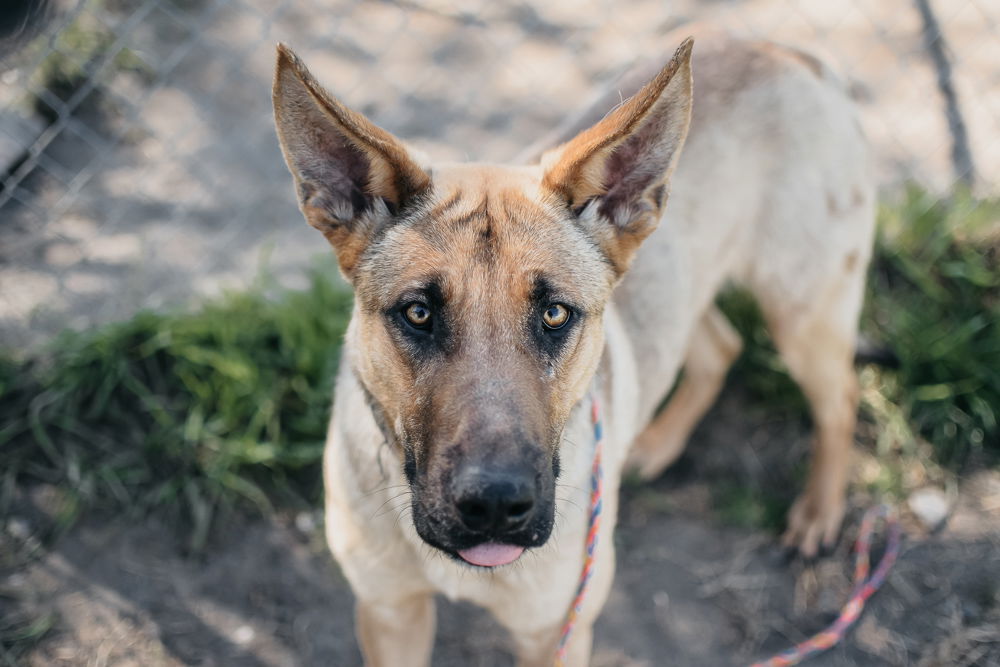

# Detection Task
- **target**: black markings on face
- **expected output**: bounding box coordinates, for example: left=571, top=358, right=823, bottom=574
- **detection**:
left=388, top=277, right=452, bottom=356
left=403, top=447, right=417, bottom=484
left=529, top=276, right=578, bottom=359
left=474, top=221, right=495, bottom=264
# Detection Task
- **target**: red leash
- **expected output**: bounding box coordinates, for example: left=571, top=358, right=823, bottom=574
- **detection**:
left=749, top=504, right=902, bottom=667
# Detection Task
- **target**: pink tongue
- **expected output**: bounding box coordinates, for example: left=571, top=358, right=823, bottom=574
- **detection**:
left=457, top=542, right=525, bottom=567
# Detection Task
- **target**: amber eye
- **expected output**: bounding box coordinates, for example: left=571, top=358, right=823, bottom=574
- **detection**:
left=404, top=302, right=432, bottom=328
left=541, top=304, right=570, bottom=330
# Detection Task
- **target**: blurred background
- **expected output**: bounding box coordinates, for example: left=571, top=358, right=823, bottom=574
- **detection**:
left=1, top=1, right=998, bottom=666
left=0, top=0, right=997, bottom=346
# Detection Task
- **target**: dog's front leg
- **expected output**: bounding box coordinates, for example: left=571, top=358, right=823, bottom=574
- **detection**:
left=511, top=622, right=593, bottom=667
left=355, top=594, right=436, bottom=667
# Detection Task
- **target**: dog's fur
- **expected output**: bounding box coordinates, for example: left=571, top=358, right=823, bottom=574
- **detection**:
left=273, top=27, right=875, bottom=666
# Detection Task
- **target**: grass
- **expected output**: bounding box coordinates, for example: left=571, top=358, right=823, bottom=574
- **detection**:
left=0, top=609, right=57, bottom=667
left=1, top=187, right=998, bottom=539
left=1, top=266, right=352, bottom=549
left=712, top=483, right=790, bottom=532
left=866, top=186, right=1000, bottom=466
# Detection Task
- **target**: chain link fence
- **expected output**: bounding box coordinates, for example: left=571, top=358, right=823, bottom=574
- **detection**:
left=1, top=0, right=998, bottom=349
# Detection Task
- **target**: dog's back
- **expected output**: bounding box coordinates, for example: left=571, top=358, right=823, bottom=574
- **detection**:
left=603, top=31, right=875, bottom=418
left=606, top=31, right=874, bottom=557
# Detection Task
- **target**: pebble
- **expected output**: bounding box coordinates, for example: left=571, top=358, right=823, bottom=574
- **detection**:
left=6, top=518, right=30, bottom=540
left=908, top=487, right=950, bottom=530
left=233, top=625, right=255, bottom=645
left=295, top=511, right=317, bottom=534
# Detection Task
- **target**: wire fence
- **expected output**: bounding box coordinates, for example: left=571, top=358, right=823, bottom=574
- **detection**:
left=1, top=0, right=998, bottom=349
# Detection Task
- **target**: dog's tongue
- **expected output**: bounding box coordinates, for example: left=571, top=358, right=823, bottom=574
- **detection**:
left=457, top=542, right=525, bottom=567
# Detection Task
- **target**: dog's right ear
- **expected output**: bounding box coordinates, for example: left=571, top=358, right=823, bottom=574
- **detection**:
left=272, top=44, right=431, bottom=280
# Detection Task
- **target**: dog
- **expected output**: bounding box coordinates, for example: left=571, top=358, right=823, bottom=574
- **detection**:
left=272, top=27, right=875, bottom=666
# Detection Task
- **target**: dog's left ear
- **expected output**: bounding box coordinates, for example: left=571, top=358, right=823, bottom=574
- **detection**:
left=541, top=38, right=694, bottom=275
left=272, top=44, right=431, bottom=280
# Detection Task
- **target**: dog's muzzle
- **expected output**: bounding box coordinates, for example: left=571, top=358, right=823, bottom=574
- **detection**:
left=410, top=456, right=555, bottom=568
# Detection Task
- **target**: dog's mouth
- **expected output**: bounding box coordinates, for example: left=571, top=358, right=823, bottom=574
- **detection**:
left=409, top=489, right=556, bottom=568
left=456, top=542, right=526, bottom=567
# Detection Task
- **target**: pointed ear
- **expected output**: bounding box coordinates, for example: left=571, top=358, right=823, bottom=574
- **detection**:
left=541, top=38, right=693, bottom=275
left=272, top=44, right=431, bottom=280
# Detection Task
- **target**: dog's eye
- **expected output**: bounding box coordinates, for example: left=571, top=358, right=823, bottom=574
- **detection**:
left=541, top=304, right=570, bottom=330
left=403, top=302, right=432, bottom=329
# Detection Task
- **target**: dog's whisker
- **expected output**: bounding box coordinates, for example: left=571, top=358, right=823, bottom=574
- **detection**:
left=391, top=507, right=414, bottom=531
left=369, top=490, right=412, bottom=516
left=361, top=483, right=410, bottom=498
left=384, top=500, right=413, bottom=521
left=555, top=494, right=585, bottom=513
left=556, top=482, right=587, bottom=494
left=371, top=492, right=413, bottom=520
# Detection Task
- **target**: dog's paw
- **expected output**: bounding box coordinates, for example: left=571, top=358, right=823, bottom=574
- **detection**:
left=781, top=494, right=846, bottom=559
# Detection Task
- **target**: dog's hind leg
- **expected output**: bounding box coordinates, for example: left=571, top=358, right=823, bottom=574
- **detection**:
left=627, top=306, right=743, bottom=480
left=355, top=594, right=435, bottom=667
left=763, top=269, right=866, bottom=558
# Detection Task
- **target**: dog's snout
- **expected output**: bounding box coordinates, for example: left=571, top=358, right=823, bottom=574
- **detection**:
left=452, top=466, right=536, bottom=534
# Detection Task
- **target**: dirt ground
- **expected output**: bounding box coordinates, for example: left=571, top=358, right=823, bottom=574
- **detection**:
left=4, top=387, right=999, bottom=667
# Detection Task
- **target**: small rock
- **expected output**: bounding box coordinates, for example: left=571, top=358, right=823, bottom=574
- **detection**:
left=653, top=591, right=669, bottom=609
left=908, top=487, right=950, bottom=530
left=295, top=511, right=317, bottom=534
left=6, top=518, right=30, bottom=540
left=232, top=625, right=255, bottom=645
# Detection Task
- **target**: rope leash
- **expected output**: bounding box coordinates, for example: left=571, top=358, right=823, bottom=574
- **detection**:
left=554, top=395, right=604, bottom=667
left=554, top=392, right=902, bottom=667
left=749, top=504, right=902, bottom=667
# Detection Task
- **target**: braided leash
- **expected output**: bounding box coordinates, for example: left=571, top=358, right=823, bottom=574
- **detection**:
left=554, top=395, right=604, bottom=667
left=749, top=504, right=902, bottom=667
left=554, top=392, right=902, bottom=667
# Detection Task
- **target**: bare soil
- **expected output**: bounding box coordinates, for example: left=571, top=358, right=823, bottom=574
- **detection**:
left=4, top=387, right=999, bottom=666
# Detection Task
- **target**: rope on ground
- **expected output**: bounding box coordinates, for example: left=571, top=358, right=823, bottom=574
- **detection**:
left=749, top=504, right=903, bottom=667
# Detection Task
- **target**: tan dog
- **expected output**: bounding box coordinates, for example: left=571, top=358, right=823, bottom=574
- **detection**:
left=273, top=28, right=874, bottom=666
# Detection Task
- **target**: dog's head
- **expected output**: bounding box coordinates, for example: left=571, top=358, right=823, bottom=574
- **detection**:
left=273, top=41, right=693, bottom=567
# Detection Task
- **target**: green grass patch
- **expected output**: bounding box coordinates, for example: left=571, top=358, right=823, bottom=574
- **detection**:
left=1, top=266, right=352, bottom=546
left=713, top=484, right=789, bottom=532
left=867, top=186, right=1000, bottom=466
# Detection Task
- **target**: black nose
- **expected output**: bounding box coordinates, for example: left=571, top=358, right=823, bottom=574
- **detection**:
left=452, top=465, right=536, bottom=534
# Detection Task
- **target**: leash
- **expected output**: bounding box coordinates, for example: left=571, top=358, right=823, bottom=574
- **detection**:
left=554, top=394, right=605, bottom=666
left=553, top=392, right=902, bottom=667
left=749, top=504, right=902, bottom=667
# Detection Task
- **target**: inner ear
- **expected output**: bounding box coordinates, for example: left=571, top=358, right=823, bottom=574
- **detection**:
left=540, top=38, right=694, bottom=274
left=272, top=44, right=431, bottom=278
